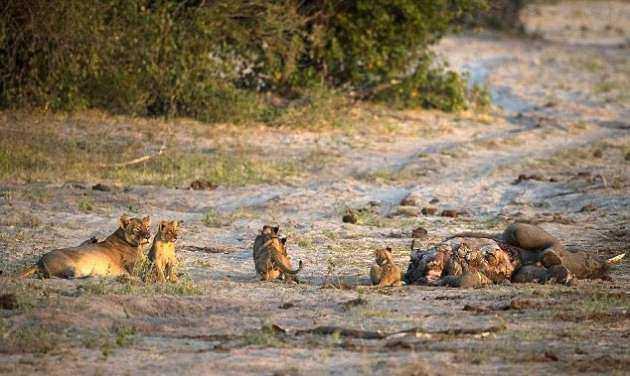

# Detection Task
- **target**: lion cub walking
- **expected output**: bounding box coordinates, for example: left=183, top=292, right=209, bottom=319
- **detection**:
left=253, top=225, right=302, bottom=282
left=370, top=247, right=403, bottom=287
left=147, top=220, right=181, bottom=283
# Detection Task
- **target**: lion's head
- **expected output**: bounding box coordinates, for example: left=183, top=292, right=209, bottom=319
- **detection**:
left=374, top=247, right=394, bottom=266
left=156, top=220, right=181, bottom=242
left=119, top=214, right=151, bottom=247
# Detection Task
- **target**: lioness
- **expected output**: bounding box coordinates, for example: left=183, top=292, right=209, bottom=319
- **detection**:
left=370, top=247, right=403, bottom=287
left=147, top=220, right=180, bottom=283
left=20, top=214, right=151, bottom=279
left=253, top=225, right=302, bottom=282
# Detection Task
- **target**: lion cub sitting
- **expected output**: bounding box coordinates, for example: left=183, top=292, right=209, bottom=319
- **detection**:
left=370, top=247, right=403, bottom=287
left=147, top=220, right=181, bottom=283
left=253, top=225, right=302, bottom=282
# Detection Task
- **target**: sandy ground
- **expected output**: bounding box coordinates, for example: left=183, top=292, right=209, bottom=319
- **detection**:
left=1, top=1, right=629, bottom=375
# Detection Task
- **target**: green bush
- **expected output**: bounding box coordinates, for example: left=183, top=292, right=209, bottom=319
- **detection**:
left=0, top=0, right=486, bottom=121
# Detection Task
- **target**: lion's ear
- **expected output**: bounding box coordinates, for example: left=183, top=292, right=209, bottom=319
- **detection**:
left=272, top=226, right=280, bottom=234
left=174, top=220, right=182, bottom=229
left=119, top=214, right=131, bottom=229
left=159, top=221, right=166, bottom=232
left=386, top=246, right=392, bottom=252
left=280, top=237, right=287, bottom=245
left=142, top=216, right=151, bottom=226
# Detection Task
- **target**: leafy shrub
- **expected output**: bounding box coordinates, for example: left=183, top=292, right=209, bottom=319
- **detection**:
left=0, top=0, right=487, bottom=120
left=374, top=59, right=469, bottom=111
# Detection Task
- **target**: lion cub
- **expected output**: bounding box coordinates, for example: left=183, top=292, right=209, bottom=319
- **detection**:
left=147, top=220, right=181, bottom=283
left=253, top=225, right=302, bottom=282
left=370, top=247, right=403, bottom=287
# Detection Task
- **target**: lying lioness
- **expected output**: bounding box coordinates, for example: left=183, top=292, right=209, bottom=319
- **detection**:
left=20, top=214, right=151, bottom=279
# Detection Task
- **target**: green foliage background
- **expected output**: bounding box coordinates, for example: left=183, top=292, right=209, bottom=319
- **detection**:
left=0, top=0, right=488, bottom=122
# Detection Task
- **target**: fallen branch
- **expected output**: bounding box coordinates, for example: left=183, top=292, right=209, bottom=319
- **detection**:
left=98, top=143, right=166, bottom=168
left=395, top=322, right=506, bottom=336
left=183, top=245, right=238, bottom=254
left=294, top=321, right=506, bottom=340
left=295, top=326, right=386, bottom=339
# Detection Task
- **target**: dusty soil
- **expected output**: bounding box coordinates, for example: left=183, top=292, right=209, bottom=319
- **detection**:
left=1, top=1, right=629, bottom=375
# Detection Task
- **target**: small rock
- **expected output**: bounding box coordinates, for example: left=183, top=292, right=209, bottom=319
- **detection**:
left=92, top=183, right=111, bottom=192
left=342, top=209, right=358, bottom=224
left=190, top=179, right=217, bottom=191
left=400, top=194, right=422, bottom=207
left=593, top=149, right=603, bottom=158
left=440, top=210, right=459, bottom=218
left=625, top=152, right=630, bottom=161
left=412, top=227, right=428, bottom=239
left=580, top=204, right=596, bottom=212
left=387, top=231, right=405, bottom=238
left=0, top=293, right=17, bottom=310
left=279, top=302, right=295, bottom=309
left=429, top=198, right=440, bottom=204
left=544, top=351, right=559, bottom=362
left=421, top=207, right=437, bottom=216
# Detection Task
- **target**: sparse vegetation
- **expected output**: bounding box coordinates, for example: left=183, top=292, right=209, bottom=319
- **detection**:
left=0, top=211, right=41, bottom=228
left=77, top=272, right=203, bottom=296
left=78, top=326, right=138, bottom=359
left=296, top=236, right=315, bottom=250
left=78, top=198, right=93, bottom=213
left=555, top=292, right=630, bottom=322
left=202, top=207, right=258, bottom=228
left=202, top=209, right=223, bottom=228
left=0, top=112, right=306, bottom=186
left=242, top=325, right=287, bottom=348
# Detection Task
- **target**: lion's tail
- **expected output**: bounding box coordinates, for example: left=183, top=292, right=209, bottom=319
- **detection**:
left=271, top=251, right=302, bottom=275
left=19, top=265, right=39, bottom=278
left=607, top=253, right=626, bottom=265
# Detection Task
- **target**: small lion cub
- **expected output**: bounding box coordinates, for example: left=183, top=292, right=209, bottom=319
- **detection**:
left=370, top=247, right=403, bottom=287
left=147, top=220, right=181, bottom=283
